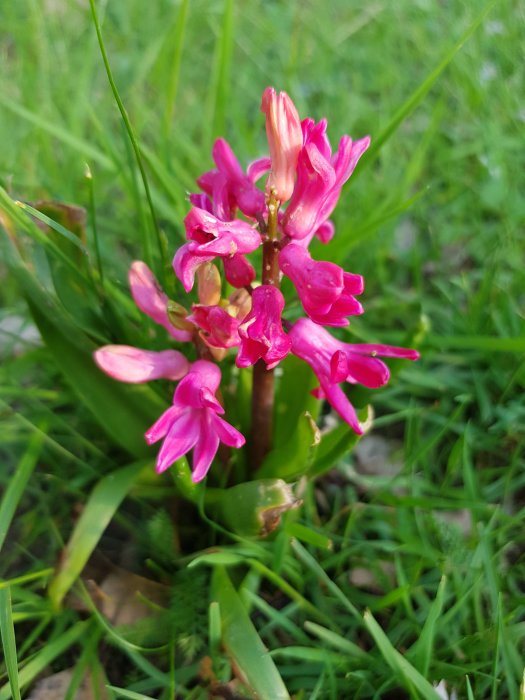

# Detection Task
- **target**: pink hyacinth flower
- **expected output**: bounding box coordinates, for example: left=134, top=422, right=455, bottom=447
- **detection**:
left=236, top=285, right=291, bottom=369
left=261, top=87, right=303, bottom=203
left=279, top=243, right=364, bottom=327
left=282, top=119, right=370, bottom=240
left=129, top=261, right=193, bottom=342
left=145, top=360, right=245, bottom=481
left=188, top=305, right=242, bottom=349
left=289, top=318, right=419, bottom=434
left=94, top=345, right=190, bottom=383
left=223, top=253, right=256, bottom=288
left=173, top=207, right=262, bottom=292
left=209, top=139, right=267, bottom=218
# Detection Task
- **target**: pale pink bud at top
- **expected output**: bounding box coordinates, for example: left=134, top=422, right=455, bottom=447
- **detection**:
left=94, top=345, right=190, bottom=383
left=145, top=360, right=245, bottom=481
left=129, top=261, right=192, bottom=342
left=261, top=87, right=303, bottom=203
left=236, top=285, right=291, bottom=369
left=289, top=318, right=419, bottom=434
left=197, top=262, right=222, bottom=306
left=279, top=243, right=364, bottom=327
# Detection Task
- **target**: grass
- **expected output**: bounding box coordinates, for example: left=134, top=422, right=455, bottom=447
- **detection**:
left=1, top=0, right=524, bottom=698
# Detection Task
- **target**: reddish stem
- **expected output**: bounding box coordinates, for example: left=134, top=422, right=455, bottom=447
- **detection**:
left=250, top=191, right=280, bottom=472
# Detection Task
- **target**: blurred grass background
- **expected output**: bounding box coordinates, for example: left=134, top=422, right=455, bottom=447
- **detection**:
left=1, top=0, right=524, bottom=698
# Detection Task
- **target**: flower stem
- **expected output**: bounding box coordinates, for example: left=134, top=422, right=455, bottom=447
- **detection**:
left=250, top=190, right=280, bottom=472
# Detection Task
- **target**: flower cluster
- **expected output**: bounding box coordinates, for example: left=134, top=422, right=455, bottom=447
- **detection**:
left=95, top=87, right=419, bottom=482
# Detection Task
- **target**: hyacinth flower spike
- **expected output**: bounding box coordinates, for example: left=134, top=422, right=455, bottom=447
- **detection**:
left=290, top=318, right=419, bottom=434
left=145, top=360, right=245, bottom=482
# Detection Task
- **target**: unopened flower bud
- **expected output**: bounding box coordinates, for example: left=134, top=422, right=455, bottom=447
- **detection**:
left=167, top=300, right=195, bottom=332
left=197, top=262, right=222, bottom=306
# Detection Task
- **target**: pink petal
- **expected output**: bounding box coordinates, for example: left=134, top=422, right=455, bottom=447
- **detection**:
left=261, top=87, right=303, bottom=203
left=211, top=413, right=246, bottom=448
left=94, top=346, right=189, bottom=383
left=191, top=413, right=220, bottom=483
left=129, top=260, right=193, bottom=341
left=145, top=404, right=186, bottom=445
left=155, top=410, right=201, bottom=473
left=223, top=254, right=256, bottom=288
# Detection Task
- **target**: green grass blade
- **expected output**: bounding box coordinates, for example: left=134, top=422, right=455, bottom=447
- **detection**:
left=48, top=461, right=149, bottom=610
left=0, top=430, right=45, bottom=555
left=0, top=94, right=114, bottom=170
left=162, top=0, right=190, bottom=143
left=211, top=566, right=290, bottom=700
left=88, top=0, right=165, bottom=274
left=205, top=0, right=235, bottom=142
left=357, top=0, right=497, bottom=169
left=0, top=621, right=88, bottom=700
left=0, top=588, right=21, bottom=700
left=363, top=610, right=441, bottom=700
left=106, top=689, right=155, bottom=700
left=411, top=575, right=447, bottom=677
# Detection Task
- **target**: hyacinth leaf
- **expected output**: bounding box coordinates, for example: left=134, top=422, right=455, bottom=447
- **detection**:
left=211, top=566, right=290, bottom=700
left=273, top=355, right=320, bottom=448
left=48, top=461, right=149, bottom=610
left=257, top=411, right=320, bottom=481
left=307, top=406, right=371, bottom=479
left=216, top=479, right=301, bottom=537
left=0, top=588, right=21, bottom=700
left=363, top=610, right=442, bottom=700
left=0, top=621, right=89, bottom=700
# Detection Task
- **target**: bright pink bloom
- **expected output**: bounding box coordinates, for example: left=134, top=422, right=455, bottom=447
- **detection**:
left=94, top=345, right=189, bottom=383
left=173, top=207, right=262, bottom=291
left=279, top=243, right=364, bottom=327
left=236, top=286, right=291, bottom=369
left=223, top=253, right=256, bottom=288
left=145, top=360, right=245, bottom=481
left=282, top=119, right=370, bottom=240
left=188, top=305, right=241, bottom=349
left=196, top=141, right=269, bottom=220
left=289, top=318, right=419, bottom=434
left=129, top=261, right=192, bottom=342
left=260, top=87, right=303, bottom=203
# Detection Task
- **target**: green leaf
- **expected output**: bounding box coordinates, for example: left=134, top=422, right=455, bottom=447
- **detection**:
left=363, top=610, right=442, bottom=700
left=411, top=575, right=447, bottom=677
left=211, top=566, right=290, bottom=700
left=48, top=461, right=149, bottom=610
left=0, top=588, right=21, bottom=700
left=308, top=406, right=371, bottom=479
left=284, top=522, right=332, bottom=551
left=0, top=430, right=45, bottom=555
left=0, top=621, right=88, bottom=700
